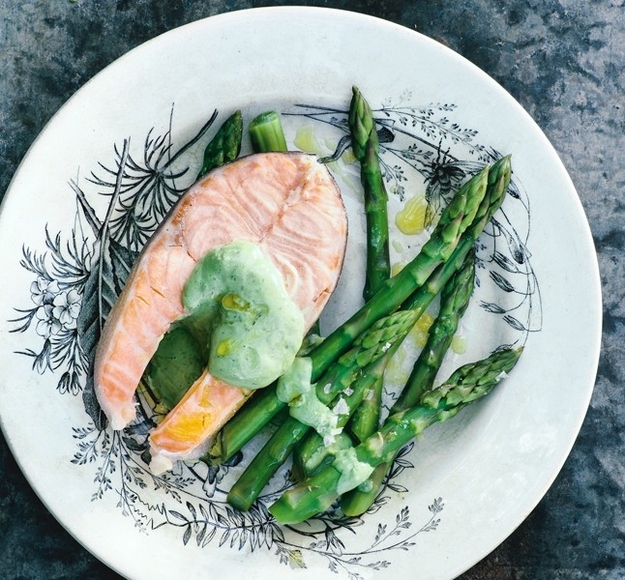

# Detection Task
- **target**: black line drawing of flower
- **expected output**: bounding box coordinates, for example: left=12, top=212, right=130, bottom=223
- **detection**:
left=36, top=304, right=62, bottom=338
left=52, top=288, right=81, bottom=329
left=31, top=277, right=60, bottom=307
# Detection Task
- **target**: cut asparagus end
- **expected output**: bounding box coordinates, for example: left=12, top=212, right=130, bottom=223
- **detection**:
left=249, top=111, right=288, bottom=152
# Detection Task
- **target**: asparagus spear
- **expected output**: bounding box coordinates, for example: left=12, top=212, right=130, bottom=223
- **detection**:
left=347, top=377, right=383, bottom=444
left=197, top=110, right=243, bottom=179
left=349, top=86, right=391, bottom=301
left=341, top=249, right=476, bottom=516
left=249, top=111, right=288, bottom=152
left=211, top=162, right=494, bottom=465
left=269, top=346, right=524, bottom=525
left=347, top=86, right=391, bottom=442
left=393, top=248, right=476, bottom=412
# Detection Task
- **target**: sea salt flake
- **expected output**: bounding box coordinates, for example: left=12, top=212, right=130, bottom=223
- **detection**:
left=323, top=427, right=342, bottom=447
left=332, top=397, right=349, bottom=416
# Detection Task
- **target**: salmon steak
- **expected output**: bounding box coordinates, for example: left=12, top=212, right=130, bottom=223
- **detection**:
left=93, top=152, right=348, bottom=471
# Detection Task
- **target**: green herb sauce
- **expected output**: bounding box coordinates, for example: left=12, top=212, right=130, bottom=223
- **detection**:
left=181, top=239, right=305, bottom=390
left=276, top=357, right=341, bottom=442
left=333, top=447, right=375, bottom=495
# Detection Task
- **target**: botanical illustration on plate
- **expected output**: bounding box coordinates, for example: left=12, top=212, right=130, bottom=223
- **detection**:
left=10, top=96, right=540, bottom=578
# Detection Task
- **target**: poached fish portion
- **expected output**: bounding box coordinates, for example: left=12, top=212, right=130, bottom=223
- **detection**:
left=93, top=152, right=348, bottom=470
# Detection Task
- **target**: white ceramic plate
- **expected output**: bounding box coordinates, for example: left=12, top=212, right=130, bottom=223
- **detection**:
left=0, top=7, right=601, bottom=580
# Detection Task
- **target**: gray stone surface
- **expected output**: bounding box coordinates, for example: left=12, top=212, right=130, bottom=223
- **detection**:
left=1, top=0, right=623, bottom=578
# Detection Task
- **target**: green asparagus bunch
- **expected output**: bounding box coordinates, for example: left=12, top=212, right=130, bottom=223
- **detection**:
left=295, top=249, right=475, bottom=483
left=341, top=248, right=476, bottom=516
left=269, top=346, right=524, bottom=525
left=211, top=157, right=503, bottom=467
left=224, top=156, right=512, bottom=511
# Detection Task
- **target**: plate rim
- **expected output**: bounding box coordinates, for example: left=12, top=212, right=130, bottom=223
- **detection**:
left=0, top=6, right=603, bottom=579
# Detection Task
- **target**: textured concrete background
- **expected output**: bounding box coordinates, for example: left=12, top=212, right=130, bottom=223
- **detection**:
left=1, top=1, right=623, bottom=578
